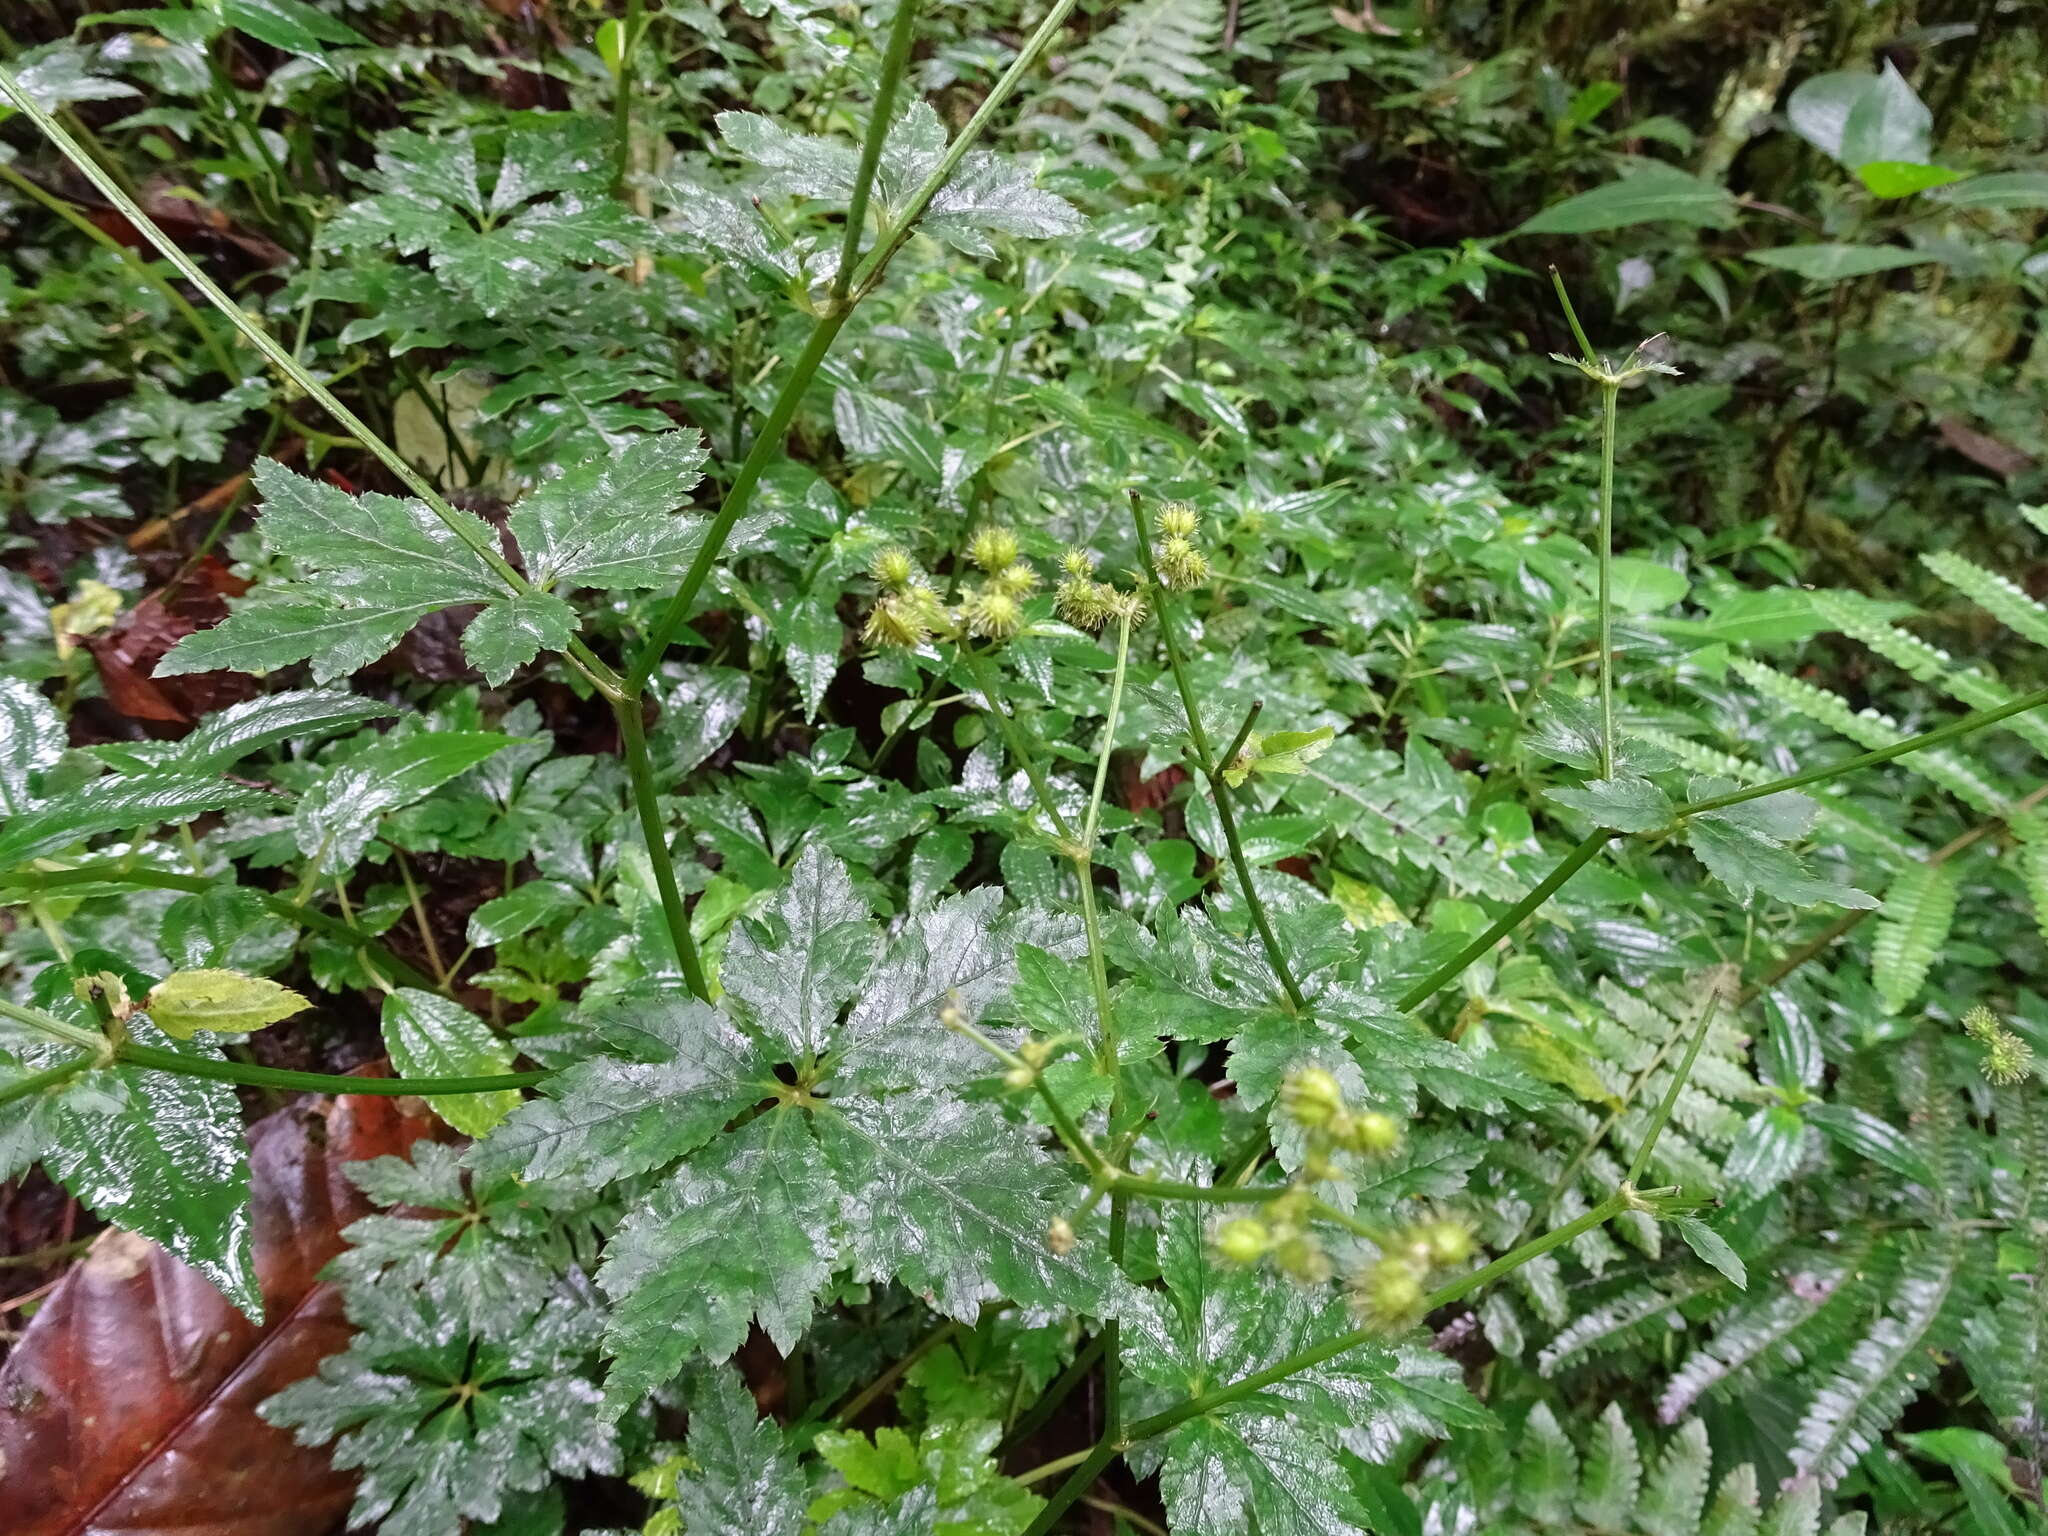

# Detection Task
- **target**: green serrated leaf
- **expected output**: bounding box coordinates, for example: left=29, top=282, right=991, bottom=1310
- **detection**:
left=598, top=1109, right=836, bottom=1411
left=146, top=967, right=308, bottom=1037
left=381, top=988, right=520, bottom=1136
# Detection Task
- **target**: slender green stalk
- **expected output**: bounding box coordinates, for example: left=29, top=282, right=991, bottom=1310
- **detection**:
left=0, top=995, right=117, bottom=1056
left=626, top=0, right=1083, bottom=692
left=1401, top=684, right=2048, bottom=1017
left=1551, top=271, right=1618, bottom=777
left=963, top=648, right=1076, bottom=841
left=831, top=0, right=923, bottom=310
left=1218, top=699, right=1263, bottom=779
left=1079, top=615, right=1135, bottom=1073
left=1000, top=1332, right=1107, bottom=1452
left=617, top=698, right=711, bottom=1000
left=1596, top=380, right=1619, bottom=777
left=116, top=1042, right=548, bottom=1096
left=1627, top=990, right=1721, bottom=1184
left=0, top=992, right=547, bottom=1097
left=830, top=1317, right=959, bottom=1426
left=1676, top=685, right=2048, bottom=818
left=0, top=867, right=437, bottom=993
left=0, top=1054, right=94, bottom=1110
left=1398, top=830, right=1616, bottom=1014
left=845, top=0, right=1083, bottom=300
left=1132, top=1193, right=1628, bottom=1445
left=627, top=309, right=852, bottom=693
left=1130, top=497, right=1306, bottom=1013
left=612, top=0, right=644, bottom=195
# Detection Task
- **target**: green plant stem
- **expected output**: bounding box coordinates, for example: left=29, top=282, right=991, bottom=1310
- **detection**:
left=845, top=0, right=1083, bottom=300
left=1627, top=990, right=1721, bottom=1184
left=0, top=996, right=546, bottom=1097
left=0, top=995, right=124, bottom=1056
left=0, top=866, right=437, bottom=993
left=0, top=65, right=620, bottom=696
left=0, top=1053, right=94, bottom=1110
left=625, top=0, right=1082, bottom=693
left=1596, top=380, right=1618, bottom=777
left=1130, top=497, right=1305, bottom=1013
left=1134, top=1195, right=1629, bottom=1432
left=831, top=0, right=922, bottom=309
left=829, top=1317, right=960, bottom=1426
left=1079, top=614, right=1134, bottom=1073
left=1397, top=829, right=1617, bottom=1013
left=1000, top=1332, right=1107, bottom=1452
left=1218, top=699, right=1263, bottom=778
left=115, top=1043, right=548, bottom=1096
left=1675, top=686, right=2048, bottom=818
left=964, top=648, right=1076, bottom=841
left=616, top=697, right=711, bottom=1000
left=611, top=0, right=643, bottom=195
left=1400, top=686, right=2048, bottom=1018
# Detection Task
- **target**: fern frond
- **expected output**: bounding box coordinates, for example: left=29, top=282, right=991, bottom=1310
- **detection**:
left=1786, top=1242, right=1965, bottom=1490
left=1019, top=0, right=1222, bottom=179
left=1731, top=658, right=2014, bottom=817
left=1637, top=1418, right=1713, bottom=1536
left=1923, top=550, right=2048, bottom=652
left=1515, top=1401, right=1580, bottom=1524
left=1659, top=1247, right=1881, bottom=1422
left=1871, top=860, right=1962, bottom=1013
left=1811, top=590, right=2048, bottom=760
left=1540, top=1274, right=1723, bottom=1376
left=1576, top=1402, right=1646, bottom=1529
left=1758, top=1481, right=1821, bottom=1536
left=1962, top=1279, right=2047, bottom=1452
left=1700, top=1462, right=1760, bottom=1536
left=2010, top=814, right=2048, bottom=946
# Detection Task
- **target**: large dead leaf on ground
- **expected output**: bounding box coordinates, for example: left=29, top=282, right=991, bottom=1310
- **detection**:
left=0, top=1088, right=439, bottom=1536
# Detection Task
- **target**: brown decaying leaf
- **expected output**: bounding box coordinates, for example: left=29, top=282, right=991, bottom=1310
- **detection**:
left=1937, top=416, right=2035, bottom=480
left=85, top=557, right=256, bottom=727
left=0, top=1089, right=439, bottom=1536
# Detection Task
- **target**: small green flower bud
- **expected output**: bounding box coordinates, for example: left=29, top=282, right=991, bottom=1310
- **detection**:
left=1300, top=1148, right=1341, bottom=1183
left=1986, top=1029, right=2035, bottom=1085
left=964, top=586, right=1023, bottom=641
left=1963, top=1005, right=2034, bottom=1084
left=1340, top=1110, right=1402, bottom=1157
left=862, top=590, right=932, bottom=649
left=1215, top=1217, right=1271, bottom=1265
left=1047, top=1217, right=1076, bottom=1254
left=869, top=547, right=916, bottom=589
left=969, top=525, right=1019, bottom=574
left=991, top=561, right=1041, bottom=599
left=1355, top=1255, right=1425, bottom=1326
left=1003, top=1063, right=1036, bottom=1090
left=1272, top=1233, right=1332, bottom=1285
left=1157, top=500, right=1199, bottom=538
left=1055, top=576, right=1112, bottom=631
left=1103, top=587, right=1148, bottom=628
left=1280, top=1065, right=1345, bottom=1128
left=1156, top=535, right=1210, bottom=591
left=1060, top=547, right=1097, bottom=579
left=1421, top=1218, right=1476, bottom=1267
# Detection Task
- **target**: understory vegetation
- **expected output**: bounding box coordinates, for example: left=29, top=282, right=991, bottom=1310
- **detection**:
left=3, top=1, right=2048, bottom=1532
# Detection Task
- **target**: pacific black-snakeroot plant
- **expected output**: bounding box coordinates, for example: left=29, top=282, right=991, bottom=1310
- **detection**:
left=3, top=5, right=2048, bottom=1535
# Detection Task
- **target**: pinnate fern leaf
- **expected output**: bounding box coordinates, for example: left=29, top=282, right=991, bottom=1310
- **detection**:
left=1871, top=860, right=1961, bottom=1013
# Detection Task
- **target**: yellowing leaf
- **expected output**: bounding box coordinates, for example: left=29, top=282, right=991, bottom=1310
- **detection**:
left=1222, top=725, right=1335, bottom=787
left=145, top=968, right=310, bottom=1038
